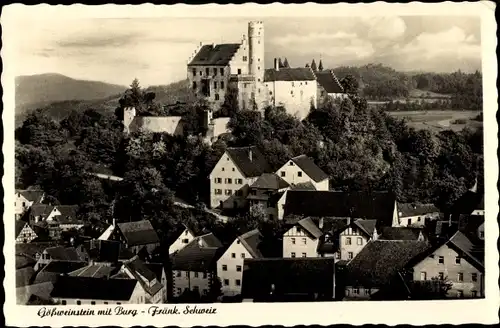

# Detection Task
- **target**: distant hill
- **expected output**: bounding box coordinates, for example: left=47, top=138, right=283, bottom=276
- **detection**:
left=15, top=73, right=127, bottom=116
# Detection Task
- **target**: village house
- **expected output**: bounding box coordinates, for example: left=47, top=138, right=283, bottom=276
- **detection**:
left=275, top=154, right=329, bottom=191
left=241, top=257, right=336, bottom=302
left=335, top=219, right=377, bottom=261
left=373, top=226, right=427, bottom=242
left=282, top=217, right=323, bottom=258
left=209, top=146, right=273, bottom=210
left=34, top=260, right=88, bottom=284
left=15, top=221, right=38, bottom=244
left=167, top=223, right=197, bottom=255
left=34, top=246, right=87, bottom=271
left=50, top=276, right=147, bottom=305
left=275, top=181, right=317, bottom=220
left=217, top=229, right=266, bottom=296
left=396, top=202, right=440, bottom=227
left=344, top=240, right=431, bottom=300
left=247, top=173, right=290, bottom=220
left=144, top=262, right=168, bottom=303
left=315, top=68, right=347, bottom=103
left=106, top=220, right=161, bottom=257
left=122, top=106, right=184, bottom=135
left=15, top=189, right=45, bottom=219
left=28, top=205, right=59, bottom=224
left=316, top=217, right=350, bottom=259
left=170, top=233, right=224, bottom=298
left=406, top=231, right=484, bottom=298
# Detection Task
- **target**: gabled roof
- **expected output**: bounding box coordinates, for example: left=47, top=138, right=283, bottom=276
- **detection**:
left=198, top=232, right=223, bottom=248
left=34, top=260, right=88, bottom=284
left=54, top=205, right=79, bottom=219
left=397, top=203, right=440, bottom=217
left=250, top=173, right=290, bottom=190
left=188, top=43, right=241, bottom=66
left=353, top=219, right=378, bottom=237
left=264, top=68, right=316, bottom=82
left=290, top=181, right=317, bottom=191
left=123, top=256, right=157, bottom=282
left=117, top=220, right=160, bottom=246
left=69, top=264, right=119, bottom=279
left=225, top=146, right=273, bottom=178
left=284, top=191, right=396, bottom=226
left=83, top=239, right=122, bottom=263
left=30, top=205, right=55, bottom=218
left=287, top=155, right=329, bottom=182
left=294, top=217, right=323, bottom=239
left=448, top=231, right=484, bottom=269
left=315, top=70, right=344, bottom=94
left=17, top=189, right=44, bottom=203
left=44, top=246, right=84, bottom=262
left=15, top=220, right=29, bottom=237
left=346, top=240, right=431, bottom=287
left=98, top=224, right=115, bottom=241
left=170, top=237, right=224, bottom=272
left=241, top=257, right=336, bottom=301
left=238, top=229, right=264, bottom=258
left=51, top=276, right=139, bottom=301
left=377, top=227, right=424, bottom=241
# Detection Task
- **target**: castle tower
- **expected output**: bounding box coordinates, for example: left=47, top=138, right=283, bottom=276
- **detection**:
left=248, top=21, right=265, bottom=84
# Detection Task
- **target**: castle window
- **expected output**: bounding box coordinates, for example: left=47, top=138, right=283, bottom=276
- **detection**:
left=215, top=94, right=219, bottom=100
left=292, top=82, right=295, bottom=87
left=258, top=66, right=260, bottom=70
left=238, top=69, right=242, bottom=75
left=258, top=78, right=260, bottom=82
left=214, top=81, right=217, bottom=89
left=243, top=56, right=248, bottom=61
left=214, top=68, right=217, bottom=75
left=200, top=71, right=203, bottom=76
left=220, top=68, right=224, bottom=75
left=192, top=82, right=197, bottom=90
left=205, top=68, right=210, bottom=75
left=258, top=89, right=260, bottom=93
left=221, top=81, right=224, bottom=89
left=192, top=68, right=196, bottom=76
left=291, top=90, right=293, bottom=95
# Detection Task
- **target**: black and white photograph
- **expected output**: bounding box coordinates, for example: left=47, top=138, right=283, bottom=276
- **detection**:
left=3, top=2, right=498, bottom=327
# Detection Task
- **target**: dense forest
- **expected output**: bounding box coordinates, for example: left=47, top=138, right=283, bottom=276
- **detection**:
left=15, top=76, right=484, bottom=248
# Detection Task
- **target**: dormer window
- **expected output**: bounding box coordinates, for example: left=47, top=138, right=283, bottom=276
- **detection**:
left=289, top=162, right=294, bottom=166
left=243, top=56, right=248, bottom=62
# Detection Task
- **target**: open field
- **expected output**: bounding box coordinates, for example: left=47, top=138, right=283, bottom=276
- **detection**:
left=387, top=110, right=482, bottom=132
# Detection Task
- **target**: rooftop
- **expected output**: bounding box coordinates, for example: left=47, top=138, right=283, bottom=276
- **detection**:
left=264, top=68, right=316, bottom=82
left=117, top=220, right=160, bottom=246
left=51, top=276, right=139, bottom=301
left=287, top=155, right=329, bottom=183
left=44, top=246, right=84, bottom=262
left=170, top=237, right=224, bottom=272
left=250, top=173, right=290, bottom=190
left=397, top=203, right=440, bottom=217
left=188, top=43, right=241, bottom=66
left=226, top=146, right=273, bottom=178
left=16, top=189, right=45, bottom=203
left=238, top=229, right=264, bottom=258
left=69, top=264, right=119, bottom=279
left=377, top=227, right=424, bottom=241
left=315, top=70, right=344, bottom=94
left=34, top=260, right=87, bottom=284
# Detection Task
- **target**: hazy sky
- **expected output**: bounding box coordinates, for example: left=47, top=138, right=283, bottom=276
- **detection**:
left=12, top=15, right=481, bottom=86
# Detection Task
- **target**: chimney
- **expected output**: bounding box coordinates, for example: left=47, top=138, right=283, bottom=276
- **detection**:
left=319, top=218, right=324, bottom=229
left=249, top=149, right=253, bottom=162
left=112, top=218, right=116, bottom=227
left=347, top=217, right=351, bottom=226
left=372, top=227, right=379, bottom=241
left=274, top=58, right=279, bottom=71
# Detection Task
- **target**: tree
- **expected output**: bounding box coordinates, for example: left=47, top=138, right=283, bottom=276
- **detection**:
left=409, top=277, right=453, bottom=300
left=218, top=87, right=239, bottom=118
left=208, top=277, right=223, bottom=302
left=340, top=75, right=359, bottom=95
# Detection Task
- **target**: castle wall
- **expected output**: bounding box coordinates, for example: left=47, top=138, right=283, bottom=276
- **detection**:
left=263, top=80, right=317, bottom=120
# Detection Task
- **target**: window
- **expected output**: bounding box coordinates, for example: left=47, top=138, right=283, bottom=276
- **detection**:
left=220, top=68, right=224, bottom=75
left=225, top=189, right=232, bottom=196
left=417, top=217, right=421, bottom=222
left=302, top=253, right=307, bottom=258
left=214, top=81, right=218, bottom=89
left=365, top=288, right=371, bottom=295
left=471, top=273, right=478, bottom=282
left=215, top=177, right=222, bottom=183
left=243, top=56, right=248, bottom=61
left=292, top=82, right=295, bottom=87
left=194, top=272, right=199, bottom=278
left=77, top=300, right=81, bottom=305
left=215, top=93, right=220, bottom=101
left=296, top=226, right=302, bottom=233
left=348, top=252, right=354, bottom=260
left=438, top=256, right=444, bottom=264
left=305, top=82, right=308, bottom=85
left=298, top=171, right=302, bottom=177
left=104, top=302, right=108, bottom=305
left=471, top=290, right=477, bottom=297
left=258, top=66, right=260, bottom=70
left=420, top=272, right=427, bottom=280
left=241, top=253, right=245, bottom=259
left=222, top=265, right=227, bottom=271
left=62, top=300, right=67, bottom=305
left=214, top=68, right=218, bottom=75
left=177, top=288, right=182, bottom=294
left=238, top=69, right=242, bottom=75
left=281, top=171, right=286, bottom=177
left=455, top=256, right=461, bottom=264
left=346, top=237, right=352, bottom=245
left=291, top=252, right=296, bottom=258
left=458, top=272, right=464, bottom=282
left=353, top=288, right=359, bottom=294
left=199, top=71, right=202, bottom=76
left=291, top=90, right=293, bottom=95
left=203, top=272, right=208, bottom=279
left=302, top=238, right=307, bottom=245
left=192, top=81, right=197, bottom=90
left=215, top=189, right=222, bottom=195
left=231, top=253, right=236, bottom=258
left=457, top=290, right=464, bottom=298
left=235, top=265, right=242, bottom=272
left=186, top=272, right=189, bottom=277
left=408, top=219, right=412, bottom=225
left=236, top=179, right=243, bottom=184
left=117, top=302, right=121, bottom=305
left=224, top=279, right=229, bottom=286
left=206, top=68, right=210, bottom=75
left=182, top=238, right=189, bottom=244
left=258, top=88, right=261, bottom=93
left=225, top=178, right=233, bottom=184
left=222, top=167, right=225, bottom=171
left=355, top=237, right=363, bottom=245
left=192, top=68, right=196, bottom=76
left=438, top=272, right=444, bottom=280
left=221, top=81, right=225, bottom=89
left=236, top=279, right=241, bottom=286
left=91, top=301, right=96, bottom=305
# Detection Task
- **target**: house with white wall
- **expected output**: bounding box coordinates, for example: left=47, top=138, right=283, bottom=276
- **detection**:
left=117, top=256, right=165, bottom=303
left=247, top=173, right=290, bottom=220
left=15, top=189, right=45, bottom=219
left=209, top=146, right=273, bottom=210
left=275, top=155, right=329, bottom=191
left=282, top=217, right=323, bottom=258
left=396, top=203, right=440, bottom=227
left=15, top=221, right=38, bottom=244
left=217, top=229, right=267, bottom=296
left=170, top=233, right=223, bottom=298
left=167, top=223, right=197, bottom=255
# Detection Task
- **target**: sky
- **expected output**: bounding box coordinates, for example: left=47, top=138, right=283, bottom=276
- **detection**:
left=11, top=15, right=482, bottom=87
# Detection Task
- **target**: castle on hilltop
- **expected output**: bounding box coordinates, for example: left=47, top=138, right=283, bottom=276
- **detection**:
left=187, top=20, right=347, bottom=120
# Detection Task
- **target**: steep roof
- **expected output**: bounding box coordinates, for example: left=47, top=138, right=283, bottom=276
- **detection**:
left=198, top=232, right=223, bottom=248
left=315, top=70, right=344, bottom=94
left=17, top=189, right=44, bottom=203
left=353, top=219, right=378, bottom=237
left=377, top=227, right=424, bottom=241
left=34, top=260, right=87, bottom=284
left=15, top=220, right=29, bottom=237
left=284, top=191, right=396, bottom=226
left=123, top=256, right=157, bottom=282
left=69, top=264, right=119, bottom=279
left=170, top=238, right=223, bottom=272
left=51, top=276, right=139, bottom=301
left=346, top=240, right=431, bottom=287
left=117, top=220, right=160, bottom=246
left=250, top=173, right=290, bottom=190
left=290, top=181, right=317, bottom=191
left=45, top=246, right=84, bottom=262
left=295, top=217, right=323, bottom=239
left=241, top=257, right=336, bottom=301
left=30, top=204, right=55, bottom=218
left=398, top=203, right=440, bottom=217
left=238, top=229, right=264, bottom=258
left=188, top=43, right=241, bottom=66
left=288, top=155, right=329, bottom=182
left=54, top=205, right=79, bottom=219
left=16, top=282, right=54, bottom=305
left=264, top=68, right=316, bottom=82
left=448, top=231, right=484, bottom=269
left=226, top=146, right=273, bottom=178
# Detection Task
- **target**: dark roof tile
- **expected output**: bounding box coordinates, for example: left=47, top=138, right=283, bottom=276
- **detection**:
left=16, top=267, right=36, bottom=287
left=250, top=173, right=290, bottom=190
left=117, top=220, right=160, bottom=246
left=50, top=276, right=139, bottom=300
left=45, top=246, right=84, bottom=262
left=377, top=227, right=424, bottom=241
left=315, top=70, right=344, bottom=94
left=17, top=189, right=45, bottom=203
left=188, top=43, right=241, bottom=66
left=397, top=203, right=440, bottom=217
left=170, top=237, right=223, bottom=272
left=264, top=68, right=316, bottom=82
left=288, top=155, right=328, bottom=182
left=226, top=146, right=273, bottom=178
